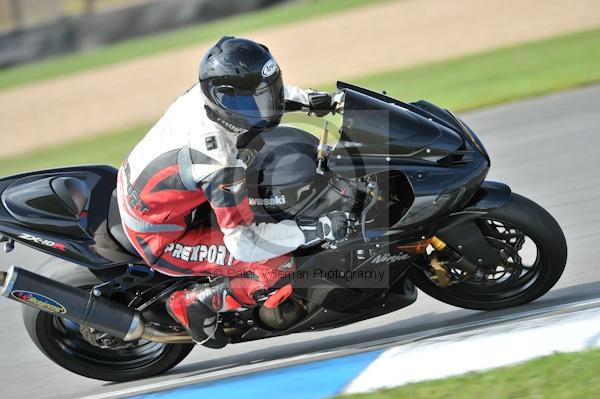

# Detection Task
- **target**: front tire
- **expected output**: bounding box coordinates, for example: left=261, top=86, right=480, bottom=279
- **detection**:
left=410, top=193, right=567, bottom=310
left=22, top=262, right=194, bottom=381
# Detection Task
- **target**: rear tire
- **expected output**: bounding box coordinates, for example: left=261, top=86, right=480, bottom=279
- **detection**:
left=22, top=262, right=194, bottom=381
left=410, top=193, right=567, bottom=310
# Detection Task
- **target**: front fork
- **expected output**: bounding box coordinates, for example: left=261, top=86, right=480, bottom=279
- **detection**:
left=407, top=236, right=482, bottom=288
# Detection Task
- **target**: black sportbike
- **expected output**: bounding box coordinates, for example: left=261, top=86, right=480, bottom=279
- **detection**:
left=0, top=83, right=567, bottom=381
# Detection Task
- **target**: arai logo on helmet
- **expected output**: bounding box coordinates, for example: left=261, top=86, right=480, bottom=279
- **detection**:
left=262, top=59, right=279, bottom=78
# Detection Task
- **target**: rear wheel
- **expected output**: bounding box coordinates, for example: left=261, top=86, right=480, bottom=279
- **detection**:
left=22, top=262, right=194, bottom=381
left=410, top=193, right=567, bottom=310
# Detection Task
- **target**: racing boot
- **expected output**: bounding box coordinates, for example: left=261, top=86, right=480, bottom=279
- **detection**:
left=166, top=279, right=241, bottom=347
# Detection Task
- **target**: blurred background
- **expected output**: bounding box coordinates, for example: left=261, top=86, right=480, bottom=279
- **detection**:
left=0, top=0, right=599, bottom=398
left=0, top=0, right=150, bottom=29
left=0, top=0, right=598, bottom=173
left=0, top=0, right=282, bottom=67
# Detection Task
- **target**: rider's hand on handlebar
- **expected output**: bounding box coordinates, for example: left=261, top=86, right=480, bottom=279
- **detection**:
left=308, top=92, right=337, bottom=117
left=298, top=211, right=351, bottom=247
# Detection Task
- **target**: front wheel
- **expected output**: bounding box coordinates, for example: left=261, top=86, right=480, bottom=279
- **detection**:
left=22, top=262, right=194, bottom=381
left=410, top=193, right=567, bottom=310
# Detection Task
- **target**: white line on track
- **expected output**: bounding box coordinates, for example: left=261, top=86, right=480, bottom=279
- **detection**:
left=79, top=297, right=600, bottom=399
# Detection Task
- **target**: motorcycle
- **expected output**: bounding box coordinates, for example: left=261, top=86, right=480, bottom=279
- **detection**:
left=0, top=82, right=567, bottom=381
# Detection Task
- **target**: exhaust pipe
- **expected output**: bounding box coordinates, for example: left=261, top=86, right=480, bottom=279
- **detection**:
left=1, top=266, right=191, bottom=344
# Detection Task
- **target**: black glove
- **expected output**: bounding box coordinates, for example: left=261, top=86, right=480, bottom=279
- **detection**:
left=308, top=92, right=335, bottom=117
left=298, top=211, right=350, bottom=246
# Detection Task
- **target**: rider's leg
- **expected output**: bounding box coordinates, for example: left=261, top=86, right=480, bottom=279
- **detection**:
left=226, top=256, right=296, bottom=304
left=166, top=279, right=240, bottom=344
left=157, top=227, right=295, bottom=343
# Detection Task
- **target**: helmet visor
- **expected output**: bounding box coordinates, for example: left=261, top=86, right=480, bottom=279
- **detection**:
left=212, top=76, right=285, bottom=130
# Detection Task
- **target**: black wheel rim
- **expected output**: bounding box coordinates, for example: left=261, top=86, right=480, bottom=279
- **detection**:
left=438, top=217, right=544, bottom=302
left=43, top=315, right=173, bottom=373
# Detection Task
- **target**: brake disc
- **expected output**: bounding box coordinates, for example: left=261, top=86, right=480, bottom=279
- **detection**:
left=79, top=326, right=137, bottom=350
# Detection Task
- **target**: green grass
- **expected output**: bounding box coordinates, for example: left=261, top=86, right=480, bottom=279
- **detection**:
left=1, top=27, right=599, bottom=176
left=0, top=123, right=152, bottom=175
left=331, top=27, right=600, bottom=111
left=340, top=348, right=600, bottom=399
left=0, top=0, right=393, bottom=91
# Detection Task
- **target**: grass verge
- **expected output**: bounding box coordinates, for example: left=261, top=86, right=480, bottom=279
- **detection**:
left=339, top=348, right=600, bottom=399
left=0, top=0, right=393, bottom=91
left=1, top=27, right=599, bottom=176
left=0, top=123, right=152, bottom=175
left=333, top=27, right=600, bottom=111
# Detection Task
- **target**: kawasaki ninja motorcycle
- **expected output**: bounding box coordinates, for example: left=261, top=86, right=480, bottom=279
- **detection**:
left=0, top=82, right=567, bottom=381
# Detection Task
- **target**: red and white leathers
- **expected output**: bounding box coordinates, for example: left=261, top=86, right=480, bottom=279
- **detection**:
left=116, top=83, right=321, bottom=305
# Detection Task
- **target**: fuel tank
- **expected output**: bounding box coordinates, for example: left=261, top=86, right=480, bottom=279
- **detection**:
left=242, top=126, right=332, bottom=219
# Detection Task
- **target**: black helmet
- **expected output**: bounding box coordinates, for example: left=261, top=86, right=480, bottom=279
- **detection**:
left=199, top=36, right=285, bottom=133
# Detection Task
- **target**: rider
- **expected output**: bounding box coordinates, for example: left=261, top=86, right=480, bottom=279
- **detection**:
left=116, top=36, right=349, bottom=345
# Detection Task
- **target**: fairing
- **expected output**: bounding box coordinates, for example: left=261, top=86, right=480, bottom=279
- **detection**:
left=333, top=88, right=464, bottom=162
left=329, top=82, right=490, bottom=231
left=0, top=166, right=139, bottom=268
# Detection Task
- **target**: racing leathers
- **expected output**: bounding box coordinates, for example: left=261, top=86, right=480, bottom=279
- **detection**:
left=116, top=84, right=338, bottom=320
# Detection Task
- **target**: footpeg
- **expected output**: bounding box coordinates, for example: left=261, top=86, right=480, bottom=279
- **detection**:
left=264, top=284, right=293, bottom=309
left=259, top=285, right=304, bottom=330
left=252, top=289, right=270, bottom=304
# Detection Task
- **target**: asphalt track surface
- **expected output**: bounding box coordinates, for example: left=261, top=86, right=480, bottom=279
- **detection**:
left=0, top=85, right=598, bottom=398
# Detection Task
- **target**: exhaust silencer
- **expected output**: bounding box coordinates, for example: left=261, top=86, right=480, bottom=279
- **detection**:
left=0, top=266, right=192, bottom=344
left=1, top=266, right=146, bottom=341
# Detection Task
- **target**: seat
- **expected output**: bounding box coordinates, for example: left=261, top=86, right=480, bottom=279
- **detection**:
left=107, top=188, right=139, bottom=256
left=106, top=189, right=217, bottom=259
left=51, top=177, right=91, bottom=216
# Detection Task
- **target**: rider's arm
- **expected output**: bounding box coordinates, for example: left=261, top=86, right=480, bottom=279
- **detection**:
left=200, top=165, right=306, bottom=262
left=283, top=85, right=311, bottom=111
left=284, top=85, right=343, bottom=116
